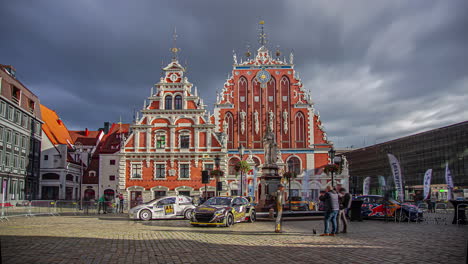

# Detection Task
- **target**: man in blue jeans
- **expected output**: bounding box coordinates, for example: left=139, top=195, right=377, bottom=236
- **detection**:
left=319, top=186, right=339, bottom=236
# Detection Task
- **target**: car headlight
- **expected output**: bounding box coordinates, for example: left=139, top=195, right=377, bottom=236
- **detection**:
left=214, top=209, right=224, bottom=216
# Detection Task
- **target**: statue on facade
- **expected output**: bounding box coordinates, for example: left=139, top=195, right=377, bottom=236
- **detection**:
left=240, top=110, right=246, bottom=135
left=254, top=110, right=259, bottom=135
left=268, top=110, right=274, bottom=131
left=283, top=109, right=288, bottom=134
left=263, top=128, right=278, bottom=166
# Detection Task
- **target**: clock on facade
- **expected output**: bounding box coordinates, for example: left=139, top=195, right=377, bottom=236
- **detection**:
left=170, top=73, right=179, bottom=82
left=256, top=68, right=271, bottom=87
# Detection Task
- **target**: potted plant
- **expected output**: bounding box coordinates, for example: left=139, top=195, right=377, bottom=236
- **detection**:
left=210, top=169, right=224, bottom=177
left=324, top=164, right=340, bottom=174
left=234, top=160, right=251, bottom=174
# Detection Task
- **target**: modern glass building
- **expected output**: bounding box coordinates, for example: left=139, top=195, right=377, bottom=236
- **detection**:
left=345, top=121, right=468, bottom=201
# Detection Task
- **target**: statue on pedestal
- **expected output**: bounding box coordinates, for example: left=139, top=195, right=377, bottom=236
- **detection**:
left=263, top=128, right=277, bottom=166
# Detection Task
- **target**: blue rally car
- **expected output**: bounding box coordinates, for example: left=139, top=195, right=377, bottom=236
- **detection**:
left=355, top=195, right=423, bottom=222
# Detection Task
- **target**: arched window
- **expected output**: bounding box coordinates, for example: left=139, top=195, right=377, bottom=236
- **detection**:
left=174, top=95, right=183, bottom=109
left=165, top=95, right=172, bottom=110
left=295, top=112, right=305, bottom=148
left=42, top=173, right=60, bottom=180
left=287, top=157, right=301, bottom=175
left=228, top=157, right=240, bottom=175
left=252, top=157, right=261, bottom=168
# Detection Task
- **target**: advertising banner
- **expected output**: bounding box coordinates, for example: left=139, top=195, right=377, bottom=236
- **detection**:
left=387, top=154, right=404, bottom=201
left=445, top=162, right=454, bottom=200
left=423, top=169, right=432, bottom=200
left=363, top=177, right=371, bottom=195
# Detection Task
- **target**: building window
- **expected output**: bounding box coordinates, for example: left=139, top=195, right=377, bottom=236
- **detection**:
left=4, top=153, right=10, bottom=166
left=22, top=114, right=27, bottom=128
left=174, top=95, right=183, bottom=109
left=8, top=106, right=13, bottom=120
left=5, top=130, right=11, bottom=143
left=10, top=180, right=17, bottom=200
left=109, top=175, right=116, bottom=181
left=110, top=159, right=116, bottom=165
left=11, top=86, right=21, bottom=104
left=205, top=164, right=214, bottom=177
left=0, top=102, right=5, bottom=117
left=0, top=126, right=3, bottom=141
left=179, top=164, right=189, bottom=178
left=228, top=158, right=240, bottom=175
left=295, top=112, right=305, bottom=148
left=19, top=181, right=24, bottom=200
left=156, top=135, right=166, bottom=149
left=165, top=95, right=172, bottom=110
left=19, top=157, right=24, bottom=169
left=131, top=164, right=142, bottom=179
left=13, top=110, right=19, bottom=123
left=89, top=171, right=96, bottom=177
left=287, top=157, right=301, bottom=175
left=44, top=155, right=48, bottom=161
left=28, top=99, right=35, bottom=113
left=13, top=155, right=18, bottom=168
left=14, top=133, right=19, bottom=146
left=180, top=135, right=190, bottom=149
left=155, top=164, right=165, bottom=178
left=154, top=191, right=166, bottom=199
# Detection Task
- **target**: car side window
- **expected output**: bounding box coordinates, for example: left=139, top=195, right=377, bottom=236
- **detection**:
left=233, top=197, right=242, bottom=206
left=157, top=197, right=176, bottom=206
left=241, top=198, right=249, bottom=205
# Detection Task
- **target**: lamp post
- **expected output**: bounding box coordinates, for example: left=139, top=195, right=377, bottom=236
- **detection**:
left=287, top=164, right=293, bottom=212
left=74, top=142, right=83, bottom=210
left=238, top=145, right=245, bottom=196
left=329, top=147, right=336, bottom=187
left=214, top=156, right=221, bottom=196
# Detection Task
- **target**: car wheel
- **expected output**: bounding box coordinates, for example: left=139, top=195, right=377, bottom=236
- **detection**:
left=249, top=210, right=256, bottom=223
left=395, top=209, right=407, bottom=222
left=225, top=213, right=234, bottom=227
left=184, top=209, right=193, bottom=220
left=139, top=209, right=152, bottom=221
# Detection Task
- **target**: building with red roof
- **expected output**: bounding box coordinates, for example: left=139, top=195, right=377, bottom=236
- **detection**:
left=39, top=104, right=82, bottom=200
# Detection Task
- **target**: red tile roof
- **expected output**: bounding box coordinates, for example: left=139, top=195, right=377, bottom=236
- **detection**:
left=69, top=130, right=103, bottom=146
left=99, top=123, right=130, bottom=154
left=40, top=104, right=73, bottom=146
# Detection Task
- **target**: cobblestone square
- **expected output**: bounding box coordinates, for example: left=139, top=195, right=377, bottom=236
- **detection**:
left=1, top=215, right=467, bottom=264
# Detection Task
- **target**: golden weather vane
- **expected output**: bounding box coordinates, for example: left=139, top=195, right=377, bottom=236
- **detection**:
left=171, top=27, right=180, bottom=60
left=258, top=20, right=266, bottom=46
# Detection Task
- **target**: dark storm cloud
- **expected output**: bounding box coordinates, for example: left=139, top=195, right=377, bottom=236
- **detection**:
left=1, top=0, right=467, bottom=148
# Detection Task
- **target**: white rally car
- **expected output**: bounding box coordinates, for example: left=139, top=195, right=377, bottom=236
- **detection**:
left=129, top=196, right=195, bottom=221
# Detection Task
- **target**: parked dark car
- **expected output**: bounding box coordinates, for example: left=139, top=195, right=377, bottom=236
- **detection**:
left=355, top=195, right=423, bottom=222
left=190, top=196, right=256, bottom=227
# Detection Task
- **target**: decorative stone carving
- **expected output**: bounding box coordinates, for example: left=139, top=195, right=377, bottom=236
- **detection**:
left=268, top=110, right=274, bottom=131
left=263, top=128, right=277, bottom=166
left=254, top=110, right=259, bottom=135
left=168, top=169, right=176, bottom=176
left=283, top=109, right=288, bottom=134
left=240, top=110, right=246, bottom=135
left=276, top=150, right=284, bottom=164
left=233, top=50, right=237, bottom=64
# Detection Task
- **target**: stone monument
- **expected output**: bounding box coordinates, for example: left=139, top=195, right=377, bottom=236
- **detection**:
left=256, top=127, right=282, bottom=212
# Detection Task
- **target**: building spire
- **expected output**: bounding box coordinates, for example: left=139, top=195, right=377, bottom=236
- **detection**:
left=170, top=27, right=180, bottom=61
left=258, top=20, right=266, bottom=46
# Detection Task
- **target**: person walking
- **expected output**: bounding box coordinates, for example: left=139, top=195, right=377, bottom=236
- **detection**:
left=319, top=186, right=339, bottom=236
left=98, top=195, right=107, bottom=214
left=338, top=188, right=352, bottom=233
left=275, top=184, right=286, bottom=233
left=136, top=194, right=143, bottom=205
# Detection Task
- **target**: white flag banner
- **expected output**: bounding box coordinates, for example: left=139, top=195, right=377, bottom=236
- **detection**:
left=423, top=169, right=432, bottom=200
left=387, top=154, right=404, bottom=201
left=363, top=177, right=371, bottom=195
left=378, top=176, right=387, bottom=194
left=302, top=169, right=312, bottom=199
left=445, top=162, right=454, bottom=200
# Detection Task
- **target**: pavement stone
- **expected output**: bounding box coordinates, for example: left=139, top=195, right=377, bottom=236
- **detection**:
left=0, top=215, right=467, bottom=264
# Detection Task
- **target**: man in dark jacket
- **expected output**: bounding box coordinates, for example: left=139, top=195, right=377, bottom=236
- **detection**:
left=338, top=188, right=352, bottom=233
left=319, top=186, right=339, bottom=236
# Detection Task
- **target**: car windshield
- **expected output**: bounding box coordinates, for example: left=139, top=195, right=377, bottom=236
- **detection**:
left=203, top=197, right=232, bottom=206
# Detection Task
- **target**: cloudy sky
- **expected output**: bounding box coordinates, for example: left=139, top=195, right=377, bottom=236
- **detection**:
left=2, top=0, right=467, bottom=148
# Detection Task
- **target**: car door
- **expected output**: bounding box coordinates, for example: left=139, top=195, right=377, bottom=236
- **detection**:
left=232, top=197, right=247, bottom=221
left=359, top=196, right=372, bottom=217
left=153, top=197, right=177, bottom=219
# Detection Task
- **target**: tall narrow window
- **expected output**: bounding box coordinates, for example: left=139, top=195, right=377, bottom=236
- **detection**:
left=156, top=134, right=166, bottom=149
left=165, top=95, right=173, bottom=110
left=225, top=112, right=234, bottom=149
left=179, top=164, right=189, bottom=178
left=287, top=157, right=301, bottom=175
left=228, top=158, right=240, bottom=175
left=295, top=112, right=305, bottom=148
left=155, top=164, right=165, bottom=178
left=174, top=95, right=182, bottom=109
left=180, top=135, right=190, bottom=148
left=11, top=86, right=20, bottom=104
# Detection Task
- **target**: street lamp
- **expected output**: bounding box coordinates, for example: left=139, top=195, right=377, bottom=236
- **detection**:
left=214, top=156, right=221, bottom=196
left=287, top=164, right=293, bottom=211
left=238, top=145, right=245, bottom=196
left=74, top=142, right=83, bottom=210
left=329, top=147, right=336, bottom=187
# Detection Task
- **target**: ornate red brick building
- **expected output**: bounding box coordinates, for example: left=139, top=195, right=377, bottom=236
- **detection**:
left=121, top=46, right=226, bottom=205
left=213, top=25, right=347, bottom=200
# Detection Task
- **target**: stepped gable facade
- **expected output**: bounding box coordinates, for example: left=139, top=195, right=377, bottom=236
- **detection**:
left=122, top=54, right=226, bottom=204
left=213, top=39, right=340, bottom=196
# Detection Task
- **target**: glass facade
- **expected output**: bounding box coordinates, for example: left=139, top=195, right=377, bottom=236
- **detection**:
left=346, top=121, right=468, bottom=200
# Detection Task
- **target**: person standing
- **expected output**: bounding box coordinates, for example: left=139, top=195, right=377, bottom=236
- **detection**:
left=319, top=186, right=339, bottom=236
left=118, top=193, right=124, bottom=213
left=275, top=184, right=286, bottom=233
left=338, top=188, right=351, bottom=233
left=136, top=194, right=143, bottom=205
left=98, top=195, right=107, bottom=214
